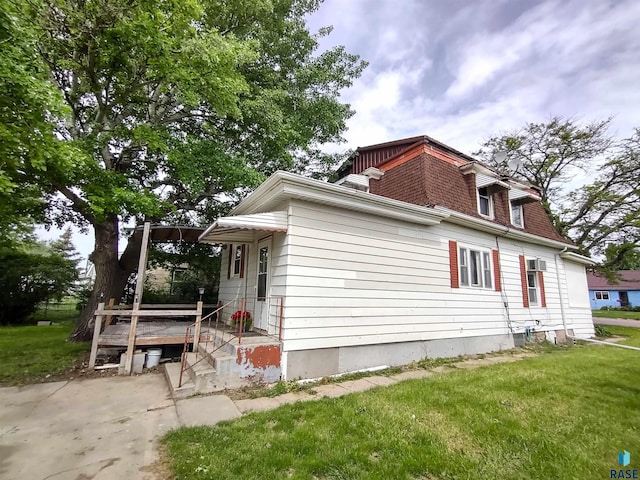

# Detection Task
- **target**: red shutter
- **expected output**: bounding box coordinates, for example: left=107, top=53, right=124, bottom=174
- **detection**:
left=519, top=255, right=529, bottom=308
left=492, top=249, right=501, bottom=292
left=538, top=271, right=547, bottom=307
left=239, top=244, right=246, bottom=278
left=449, top=240, right=459, bottom=288
left=227, top=244, right=232, bottom=279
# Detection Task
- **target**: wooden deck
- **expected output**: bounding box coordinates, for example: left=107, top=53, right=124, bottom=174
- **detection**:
left=98, top=321, right=211, bottom=347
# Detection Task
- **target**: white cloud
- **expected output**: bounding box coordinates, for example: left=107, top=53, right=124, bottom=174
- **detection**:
left=313, top=0, right=640, bottom=156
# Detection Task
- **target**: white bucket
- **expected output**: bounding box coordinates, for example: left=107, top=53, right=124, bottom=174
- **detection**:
left=145, top=348, right=162, bottom=368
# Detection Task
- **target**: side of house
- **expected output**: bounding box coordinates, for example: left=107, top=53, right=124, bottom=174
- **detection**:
left=278, top=198, right=592, bottom=379
left=206, top=135, right=595, bottom=381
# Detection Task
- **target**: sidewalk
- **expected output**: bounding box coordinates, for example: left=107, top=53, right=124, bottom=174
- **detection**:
left=592, top=317, right=640, bottom=328
left=187, top=351, right=535, bottom=425
left=0, top=351, right=534, bottom=480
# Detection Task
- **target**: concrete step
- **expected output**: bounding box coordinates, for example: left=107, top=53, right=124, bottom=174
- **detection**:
left=198, top=342, right=238, bottom=377
left=163, top=362, right=195, bottom=400
left=184, top=352, right=218, bottom=392
left=184, top=352, right=252, bottom=393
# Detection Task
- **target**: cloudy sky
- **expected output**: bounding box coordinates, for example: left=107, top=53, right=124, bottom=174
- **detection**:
left=42, top=0, right=640, bottom=259
left=308, top=0, right=640, bottom=153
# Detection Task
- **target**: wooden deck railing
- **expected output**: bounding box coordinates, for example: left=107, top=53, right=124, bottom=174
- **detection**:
left=89, top=301, right=204, bottom=375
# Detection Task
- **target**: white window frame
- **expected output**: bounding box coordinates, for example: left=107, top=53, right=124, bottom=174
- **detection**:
left=459, top=245, right=493, bottom=289
left=477, top=187, right=493, bottom=218
left=526, top=269, right=539, bottom=306
left=595, top=291, right=610, bottom=301
left=510, top=201, right=524, bottom=228
left=232, top=244, right=243, bottom=277
left=169, top=267, right=188, bottom=293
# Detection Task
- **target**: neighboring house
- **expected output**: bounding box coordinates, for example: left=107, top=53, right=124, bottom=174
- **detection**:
left=145, top=265, right=188, bottom=294
left=200, top=135, right=595, bottom=381
left=587, top=270, right=640, bottom=309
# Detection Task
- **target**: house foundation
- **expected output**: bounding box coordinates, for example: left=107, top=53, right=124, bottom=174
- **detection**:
left=284, top=333, right=516, bottom=380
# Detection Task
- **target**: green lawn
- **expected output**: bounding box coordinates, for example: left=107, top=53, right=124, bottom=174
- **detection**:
left=0, top=304, right=90, bottom=385
left=164, top=328, right=640, bottom=480
left=593, top=309, right=640, bottom=320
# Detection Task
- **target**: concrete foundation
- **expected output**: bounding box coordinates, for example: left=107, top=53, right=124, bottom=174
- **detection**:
left=285, top=333, right=515, bottom=380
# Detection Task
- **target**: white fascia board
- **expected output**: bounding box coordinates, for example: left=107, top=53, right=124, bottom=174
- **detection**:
left=559, top=251, right=596, bottom=265
left=231, top=171, right=449, bottom=227
left=434, top=206, right=576, bottom=250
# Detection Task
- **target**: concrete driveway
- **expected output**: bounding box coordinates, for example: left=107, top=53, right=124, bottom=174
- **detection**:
left=0, top=373, right=242, bottom=480
left=593, top=317, right=640, bottom=328
left=0, top=374, right=178, bottom=480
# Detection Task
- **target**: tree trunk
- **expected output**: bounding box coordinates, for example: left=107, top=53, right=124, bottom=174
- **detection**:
left=69, top=215, right=141, bottom=342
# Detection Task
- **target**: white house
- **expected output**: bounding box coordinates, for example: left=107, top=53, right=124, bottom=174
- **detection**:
left=200, top=135, right=594, bottom=381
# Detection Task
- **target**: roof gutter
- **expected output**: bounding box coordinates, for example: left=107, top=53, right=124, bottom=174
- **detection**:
left=433, top=206, right=576, bottom=250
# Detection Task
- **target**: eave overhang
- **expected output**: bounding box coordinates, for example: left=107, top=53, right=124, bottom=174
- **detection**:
left=226, top=171, right=449, bottom=229
left=559, top=251, right=596, bottom=265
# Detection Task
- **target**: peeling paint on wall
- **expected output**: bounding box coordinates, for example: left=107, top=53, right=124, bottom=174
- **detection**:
left=236, top=344, right=281, bottom=382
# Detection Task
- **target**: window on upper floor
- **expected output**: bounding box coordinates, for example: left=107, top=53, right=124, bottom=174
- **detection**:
left=595, top=291, right=610, bottom=300
left=459, top=246, right=493, bottom=289
left=477, top=187, right=493, bottom=218
left=510, top=201, right=524, bottom=228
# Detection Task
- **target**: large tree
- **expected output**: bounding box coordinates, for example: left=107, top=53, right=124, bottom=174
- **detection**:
left=12, top=0, right=365, bottom=340
left=476, top=118, right=640, bottom=260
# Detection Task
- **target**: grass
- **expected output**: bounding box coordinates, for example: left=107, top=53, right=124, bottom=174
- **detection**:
left=593, top=309, right=640, bottom=320
left=0, top=302, right=90, bottom=386
left=164, top=328, right=640, bottom=480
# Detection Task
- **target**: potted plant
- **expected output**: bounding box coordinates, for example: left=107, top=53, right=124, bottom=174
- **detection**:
left=231, top=310, right=252, bottom=332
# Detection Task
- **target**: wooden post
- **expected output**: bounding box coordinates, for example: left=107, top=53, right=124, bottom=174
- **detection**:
left=124, top=222, right=151, bottom=375
left=88, top=302, right=105, bottom=369
left=104, top=297, right=115, bottom=327
left=193, top=301, right=203, bottom=353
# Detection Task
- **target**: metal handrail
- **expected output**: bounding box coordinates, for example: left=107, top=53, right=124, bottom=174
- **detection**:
left=177, top=297, right=237, bottom=388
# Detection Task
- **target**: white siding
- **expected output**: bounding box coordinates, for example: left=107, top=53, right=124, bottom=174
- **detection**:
left=217, top=232, right=288, bottom=336
left=279, top=199, right=594, bottom=351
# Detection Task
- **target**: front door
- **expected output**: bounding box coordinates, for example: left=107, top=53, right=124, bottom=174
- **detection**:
left=254, top=238, right=271, bottom=331
left=619, top=291, right=630, bottom=307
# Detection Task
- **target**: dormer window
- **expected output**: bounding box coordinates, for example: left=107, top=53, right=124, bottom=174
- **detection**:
left=477, top=187, right=493, bottom=218
left=510, top=201, right=524, bottom=228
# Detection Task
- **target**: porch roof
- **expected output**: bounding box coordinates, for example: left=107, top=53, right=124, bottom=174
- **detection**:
left=199, top=211, right=288, bottom=244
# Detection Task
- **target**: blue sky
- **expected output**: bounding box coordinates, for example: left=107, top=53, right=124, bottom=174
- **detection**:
left=41, top=0, right=640, bottom=260
left=308, top=0, right=640, bottom=152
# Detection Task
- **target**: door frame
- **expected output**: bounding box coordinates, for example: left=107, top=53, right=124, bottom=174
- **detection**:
left=619, top=291, right=630, bottom=307
left=254, top=236, right=272, bottom=332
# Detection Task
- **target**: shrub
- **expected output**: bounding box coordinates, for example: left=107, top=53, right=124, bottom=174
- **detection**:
left=594, top=324, right=612, bottom=338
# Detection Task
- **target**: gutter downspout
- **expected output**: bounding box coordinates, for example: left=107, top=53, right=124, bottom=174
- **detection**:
left=554, top=248, right=570, bottom=337
left=556, top=248, right=640, bottom=352
left=494, top=236, right=513, bottom=333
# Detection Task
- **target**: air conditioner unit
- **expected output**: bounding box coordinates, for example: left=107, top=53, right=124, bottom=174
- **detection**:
left=527, top=259, right=547, bottom=271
